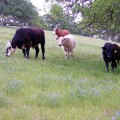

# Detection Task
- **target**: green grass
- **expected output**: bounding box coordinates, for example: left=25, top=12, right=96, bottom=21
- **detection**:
left=0, top=26, right=120, bottom=120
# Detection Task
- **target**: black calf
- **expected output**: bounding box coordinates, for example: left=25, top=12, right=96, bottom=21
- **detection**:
left=102, top=43, right=120, bottom=71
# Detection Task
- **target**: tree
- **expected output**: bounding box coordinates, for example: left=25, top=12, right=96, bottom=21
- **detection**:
left=0, top=0, right=39, bottom=26
left=45, top=0, right=120, bottom=41
left=43, top=4, right=75, bottom=31
left=80, top=0, right=120, bottom=41
left=44, top=0, right=96, bottom=35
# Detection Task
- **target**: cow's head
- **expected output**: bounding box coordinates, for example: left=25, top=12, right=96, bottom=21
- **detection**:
left=53, top=28, right=58, bottom=35
left=57, top=36, right=64, bottom=47
left=102, top=43, right=117, bottom=60
left=6, top=41, right=16, bottom=57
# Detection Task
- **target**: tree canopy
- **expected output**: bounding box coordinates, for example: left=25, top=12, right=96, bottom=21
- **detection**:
left=45, top=0, right=120, bottom=41
left=0, top=0, right=39, bottom=25
left=80, top=0, right=120, bottom=40
left=0, top=0, right=119, bottom=41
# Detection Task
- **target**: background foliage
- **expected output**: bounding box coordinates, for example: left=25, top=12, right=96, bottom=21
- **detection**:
left=0, top=0, right=120, bottom=41
left=0, top=0, right=39, bottom=26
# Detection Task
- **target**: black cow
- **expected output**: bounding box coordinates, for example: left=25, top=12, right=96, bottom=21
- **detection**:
left=102, top=42, right=120, bottom=71
left=6, top=27, right=45, bottom=60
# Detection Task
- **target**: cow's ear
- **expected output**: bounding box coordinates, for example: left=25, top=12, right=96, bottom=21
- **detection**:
left=114, top=50, right=117, bottom=53
left=102, top=47, right=106, bottom=50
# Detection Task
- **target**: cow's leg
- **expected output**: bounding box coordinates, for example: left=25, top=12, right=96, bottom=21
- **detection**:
left=68, top=51, right=70, bottom=58
left=111, top=61, right=115, bottom=71
left=117, top=60, right=119, bottom=65
left=61, top=46, right=68, bottom=59
left=68, top=51, right=71, bottom=58
left=64, top=51, right=68, bottom=59
left=114, top=61, right=117, bottom=69
left=69, top=50, right=73, bottom=58
left=22, top=49, right=26, bottom=58
left=111, top=61, right=117, bottom=71
left=111, top=61, right=114, bottom=71
left=61, top=46, right=66, bottom=55
left=102, top=51, right=109, bottom=71
left=66, top=52, right=68, bottom=59
left=71, top=50, right=73, bottom=57
left=25, top=47, right=30, bottom=59
left=35, top=46, right=39, bottom=59
left=40, top=43, right=45, bottom=60
left=104, top=60, right=109, bottom=71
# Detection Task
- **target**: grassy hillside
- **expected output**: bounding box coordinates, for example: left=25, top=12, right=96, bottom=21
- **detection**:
left=0, top=27, right=120, bottom=120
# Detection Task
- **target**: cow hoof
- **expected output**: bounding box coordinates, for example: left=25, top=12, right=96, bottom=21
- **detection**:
left=42, top=57, right=45, bottom=60
left=26, top=56, right=29, bottom=59
left=6, top=55, right=9, bottom=57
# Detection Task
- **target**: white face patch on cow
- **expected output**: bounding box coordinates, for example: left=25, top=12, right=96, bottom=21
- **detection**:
left=58, top=36, right=64, bottom=47
left=53, top=28, right=56, bottom=35
left=6, top=41, right=16, bottom=56
left=6, top=41, right=11, bottom=48
left=9, top=48, right=16, bottom=55
left=53, top=31, right=55, bottom=35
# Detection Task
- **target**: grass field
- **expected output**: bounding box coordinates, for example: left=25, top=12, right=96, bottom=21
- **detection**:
left=0, top=27, right=120, bottom=120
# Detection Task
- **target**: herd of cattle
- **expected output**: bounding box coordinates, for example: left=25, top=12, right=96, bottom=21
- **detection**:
left=5, top=27, right=120, bottom=72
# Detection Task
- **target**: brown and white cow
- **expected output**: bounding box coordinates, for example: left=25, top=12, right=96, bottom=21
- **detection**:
left=57, top=34, right=76, bottom=59
left=6, top=27, right=45, bottom=60
left=53, top=28, right=70, bottom=38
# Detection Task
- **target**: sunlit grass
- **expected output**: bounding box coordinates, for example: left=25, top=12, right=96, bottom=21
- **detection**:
left=0, top=26, right=120, bottom=120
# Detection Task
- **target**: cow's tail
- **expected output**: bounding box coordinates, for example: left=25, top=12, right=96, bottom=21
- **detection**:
left=41, top=30, right=45, bottom=60
left=42, top=31, right=45, bottom=46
